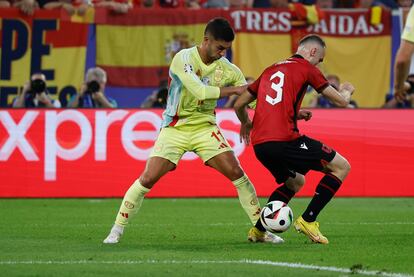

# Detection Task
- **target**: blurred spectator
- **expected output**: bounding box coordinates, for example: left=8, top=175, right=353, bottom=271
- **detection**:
left=316, top=94, right=333, bottom=107
left=94, top=0, right=131, bottom=13
left=269, top=0, right=289, bottom=8
left=314, top=74, right=339, bottom=108
left=165, top=33, right=195, bottom=63
left=224, top=77, right=254, bottom=108
left=229, top=0, right=246, bottom=8
left=358, top=0, right=375, bottom=8
left=159, top=0, right=184, bottom=7
left=186, top=0, right=201, bottom=8
left=347, top=99, right=358, bottom=108
left=43, top=0, right=132, bottom=14
left=298, top=0, right=316, bottom=4
left=327, top=74, right=340, bottom=89
left=252, top=0, right=269, bottom=8
left=334, top=0, right=354, bottom=8
left=397, top=0, right=412, bottom=7
left=357, top=0, right=398, bottom=9
left=133, top=0, right=156, bottom=7
left=315, top=0, right=333, bottom=8
left=140, top=80, right=168, bottom=108
left=314, top=74, right=358, bottom=108
left=0, top=0, right=10, bottom=7
left=335, top=0, right=398, bottom=8
left=41, top=0, right=77, bottom=15
left=12, top=73, right=61, bottom=108
left=68, top=67, right=117, bottom=108
left=13, top=0, right=38, bottom=15
left=204, top=0, right=229, bottom=8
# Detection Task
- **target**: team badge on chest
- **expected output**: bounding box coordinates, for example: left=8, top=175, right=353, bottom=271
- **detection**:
left=214, top=66, right=224, bottom=83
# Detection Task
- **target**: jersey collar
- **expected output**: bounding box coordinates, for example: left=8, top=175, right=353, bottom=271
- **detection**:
left=290, top=54, right=304, bottom=59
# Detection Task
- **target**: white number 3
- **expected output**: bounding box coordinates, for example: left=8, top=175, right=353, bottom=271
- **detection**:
left=266, top=71, right=285, bottom=105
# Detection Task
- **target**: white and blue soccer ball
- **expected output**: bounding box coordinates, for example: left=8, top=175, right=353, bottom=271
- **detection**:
left=260, top=201, right=293, bottom=233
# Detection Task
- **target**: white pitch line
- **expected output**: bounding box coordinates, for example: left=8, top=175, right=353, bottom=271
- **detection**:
left=13, top=222, right=414, bottom=228
left=0, top=259, right=412, bottom=277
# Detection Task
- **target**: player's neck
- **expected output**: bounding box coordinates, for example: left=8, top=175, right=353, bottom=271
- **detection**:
left=197, top=46, right=213, bottom=66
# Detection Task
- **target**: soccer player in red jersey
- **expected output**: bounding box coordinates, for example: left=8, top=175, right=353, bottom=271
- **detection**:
left=234, top=34, right=355, bottom=244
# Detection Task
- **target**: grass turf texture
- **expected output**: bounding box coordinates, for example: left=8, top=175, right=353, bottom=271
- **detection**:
left=0, top=198, right=413, bottom=277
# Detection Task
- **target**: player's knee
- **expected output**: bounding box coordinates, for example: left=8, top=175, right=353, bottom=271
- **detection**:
left=297, top=174, right=306, bottom=187
left=345, top=158, right=351, bottom=171
left=229, top=166, right=245, bottom=181
left=286, top=174, right=305, bottom=193
left=330, top=157, right=351, bottom=181
left=342, top=158, right=351, bottom=176
left=139, top=173, right=156, bottom=189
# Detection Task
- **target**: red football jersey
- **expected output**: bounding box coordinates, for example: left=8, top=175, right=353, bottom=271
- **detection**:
left=248, top=55, right=329, bottom=145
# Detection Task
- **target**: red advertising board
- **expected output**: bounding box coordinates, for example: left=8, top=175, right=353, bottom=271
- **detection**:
left=0, top=109, right=413, bottom=197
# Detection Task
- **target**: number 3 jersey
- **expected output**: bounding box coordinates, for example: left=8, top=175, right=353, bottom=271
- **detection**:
left=248, top=55, right=329, bottom=145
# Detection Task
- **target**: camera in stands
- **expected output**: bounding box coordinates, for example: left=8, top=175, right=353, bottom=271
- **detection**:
left=30, top=79, right=46, bottom=94
left=86, top=80, right=101, bottom=94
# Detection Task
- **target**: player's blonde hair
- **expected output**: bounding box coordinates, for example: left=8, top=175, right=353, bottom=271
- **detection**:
left=298, top=34, right=326, bottom=49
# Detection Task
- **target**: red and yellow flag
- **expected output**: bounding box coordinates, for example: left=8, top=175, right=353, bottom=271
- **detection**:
left=95, top=9, right=229, bottom=87
left=0, top=8, right=89, bottom=105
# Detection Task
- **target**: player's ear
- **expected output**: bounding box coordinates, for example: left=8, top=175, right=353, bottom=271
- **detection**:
left=203, top=35, right=212, bottom=44
left=310, top=47, right=317, bottom=57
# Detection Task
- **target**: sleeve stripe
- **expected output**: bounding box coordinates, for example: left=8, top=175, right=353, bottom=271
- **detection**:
left=316, top=82, right=330, bottom=94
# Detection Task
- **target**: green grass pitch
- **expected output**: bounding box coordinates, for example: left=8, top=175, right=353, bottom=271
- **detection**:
left=0, top=198, right=413, bottom=276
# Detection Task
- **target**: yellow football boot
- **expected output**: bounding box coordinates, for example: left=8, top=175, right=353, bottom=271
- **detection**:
left=247, top=227, right=284, bottom=244
left=294, top=216, right=329, bottom=244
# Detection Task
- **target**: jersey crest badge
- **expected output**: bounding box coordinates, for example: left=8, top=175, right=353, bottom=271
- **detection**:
left=214, top=66, right=224, bottom=83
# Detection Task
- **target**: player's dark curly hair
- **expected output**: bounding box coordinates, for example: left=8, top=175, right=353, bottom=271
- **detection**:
left=204, top=17, right=235, bottom=42
left=299, top=34, right=326, bottom=48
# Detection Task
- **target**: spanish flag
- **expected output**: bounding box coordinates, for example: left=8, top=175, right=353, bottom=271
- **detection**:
left=95, top=9, right=228, bottom=87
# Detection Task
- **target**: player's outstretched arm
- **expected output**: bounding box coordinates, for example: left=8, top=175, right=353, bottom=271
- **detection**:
left=219, top=84, right=248, bottom=99
left=171, top=53, right=220, bottom=101
left=234, top=91, right=256, bottom=145
left=321, top=83, right=354, bottom=108
left=394, top=40, right=414, bottom=102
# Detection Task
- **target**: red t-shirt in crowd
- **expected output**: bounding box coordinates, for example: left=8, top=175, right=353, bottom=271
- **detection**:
left=248, top=55, right=329, bottom=145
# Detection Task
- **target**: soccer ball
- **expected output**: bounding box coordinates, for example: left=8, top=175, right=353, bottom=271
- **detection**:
left=260, top=201, right=293, bottom=233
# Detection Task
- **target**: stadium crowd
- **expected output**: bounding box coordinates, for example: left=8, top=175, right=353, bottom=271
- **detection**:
left=1, top=0, right=411, bottom=19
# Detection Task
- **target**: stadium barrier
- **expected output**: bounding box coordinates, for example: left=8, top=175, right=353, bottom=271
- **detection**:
left=1, top=109, right=413, bottom=198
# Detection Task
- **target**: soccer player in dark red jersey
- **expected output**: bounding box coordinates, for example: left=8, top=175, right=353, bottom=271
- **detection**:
left=234, top=34, right=355, bottom=244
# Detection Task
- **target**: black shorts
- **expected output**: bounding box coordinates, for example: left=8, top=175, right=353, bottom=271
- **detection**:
left=253, top=135, right=336, bottom=184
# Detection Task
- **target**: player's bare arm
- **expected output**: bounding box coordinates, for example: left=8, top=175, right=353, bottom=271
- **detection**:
left=321, top=83, right=354, bottom=108
left=394, top=40, right=414, bottom=102
left=219, top=84, right=248, bottom=98
left=234, top=91, right=256, bottom=145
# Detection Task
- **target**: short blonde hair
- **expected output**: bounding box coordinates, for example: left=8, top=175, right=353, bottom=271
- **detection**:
left=86, top=67, right=107, bottom=83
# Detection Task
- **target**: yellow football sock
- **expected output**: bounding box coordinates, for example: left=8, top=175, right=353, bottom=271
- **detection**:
left=115, top=179, right=150, bottom=226
left=233, top=175, right=261, bottom=225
